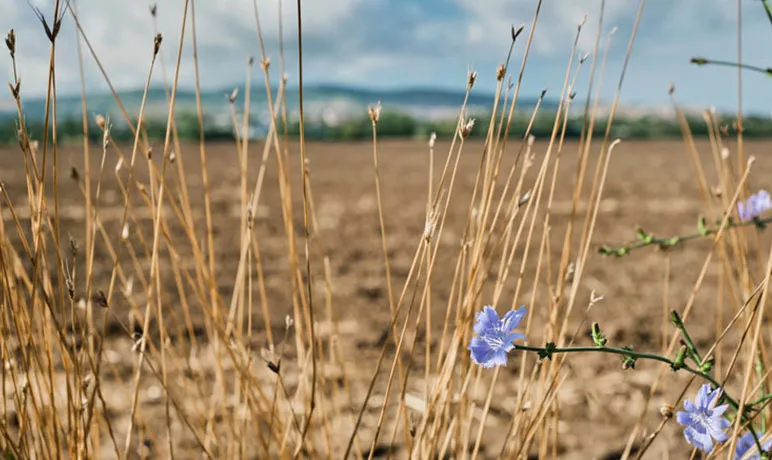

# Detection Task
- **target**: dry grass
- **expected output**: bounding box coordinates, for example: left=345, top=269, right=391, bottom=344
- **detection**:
left=3, top=0, right=772, bottom=459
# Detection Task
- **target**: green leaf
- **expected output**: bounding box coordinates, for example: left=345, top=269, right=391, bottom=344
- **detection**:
left=671, top=345, right=687, bottom=371
left=697, top=216, right=708, bottom=236
left=538, top=342, right=557, bottom=361
left=591, top=322, right=607, bottom=347
left=636, top=227, right=653, bottom=244
left=621, top=345, right=637, bottom=370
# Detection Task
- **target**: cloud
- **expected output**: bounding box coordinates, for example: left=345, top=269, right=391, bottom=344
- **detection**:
left=0, top=0, right=770, bottom=112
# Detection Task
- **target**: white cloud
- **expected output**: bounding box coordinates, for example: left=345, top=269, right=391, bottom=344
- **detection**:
left=0, top=0, right=363, bottom=97
left=0, top=0, right=770, bottom=112
left=450, top=0, right=630, bottom=57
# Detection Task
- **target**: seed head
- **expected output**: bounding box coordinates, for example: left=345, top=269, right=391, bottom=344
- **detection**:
left=368, top=101, right=382, bottom=123
left=423, top=207, right=439, bottom=242
left=660, top=404, right=673, bottom=419
left=428, top=132, right=437, bottom=149
left=153, top=33, right=163, bottom=57
left=511, top=24, right=524, bottom=41
left=5, top=29, right=15, bottom=58
left=69, top=235, right=79, bottom=257
left=460, top=117, right=475, bottom=138
left=95, top=114, right=106, bottom=131
left=518, top=190, right=531, bottom=207
left=93, top=290, right=108, bottom=309
left=228, top=88, right=239, bottom=104
left=496, top=64, right=506, bottom=81
left=467, top=70, right=477, bottom=90
left=101, top=116, right=111, bottom=150
left=123, top=276, right=134, bottom=297
left=578, top=13, right=588, bottom=29
left=65, top=275, right=75, bottom=300
left=260, top=345, right=280, bottom=373
left=132, top=335, right=145, bottom=353
left=8, top=80, right=20, bottom=100
left=149, top=4, right=157, bottom=17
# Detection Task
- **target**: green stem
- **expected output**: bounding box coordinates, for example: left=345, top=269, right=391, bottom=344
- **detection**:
left=512, top=343, right=765, bottom=453
left=514, top=344, right=733, bottom=405
left=600, top=215, right=772, bottom=256
left=763, top=0, right=772, bottom=27
left=690, top=57, right=772, bottom=76
left=670, top=311, right=703, bottom=366
left=750, top=394, right=772, bottom=407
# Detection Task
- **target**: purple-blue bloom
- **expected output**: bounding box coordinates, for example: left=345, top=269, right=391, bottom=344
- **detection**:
left=738, top=190, right=771, bottom=221
left=468, top=305, right=526, bottom=368
left=676, top=383, right=730, bottom=453
left=734, top=431, right=772, bottom=460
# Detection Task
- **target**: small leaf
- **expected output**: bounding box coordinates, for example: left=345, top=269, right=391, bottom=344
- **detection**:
left=538, top=342, right=557, bottom=361
left=697, top=216, right=708, bottom=236
left=699, top=358, right=714, bottom=373
left=671, top=345, right=687, bottom=371
left=636, top=227, right=653, bottom=244
left=621, top=345, right=637, bottom=370
left=591, top=322, right=607, bottom=347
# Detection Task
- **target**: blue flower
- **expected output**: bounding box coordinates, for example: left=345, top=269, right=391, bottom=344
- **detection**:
left=468, top=305, right=526, bottom=368
left=734, top=431, right=772, bottom=460
left=676, top=383, right=730, bottom=453
left=738, top=190, right=772, bottom=221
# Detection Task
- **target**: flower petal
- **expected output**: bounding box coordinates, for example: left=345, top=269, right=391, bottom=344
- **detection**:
left=695, top=383, right=713, bottom=410
left=711, top=403, right=729, bottom=418
left=734, top=432, right=756, bottom=459
left=506, top=332, right=526, bottom=345
left=684, top=399, right=695, bottom=413
left=675, top=411, right=693, bottom=427
left=474, top=306, right=500, bottom=336
left=502, top=307, right=526, bottom=333
left=483, top=349, right=508, bottom=368
left=684, top=425, right=714, bottom=452
left=738, top=202, right=748, bottom=220
left=468, top=337, right=495, bottom=366
left=705, top=417, right=728, bottom=443
left=707, top=387, right=723, bottom=409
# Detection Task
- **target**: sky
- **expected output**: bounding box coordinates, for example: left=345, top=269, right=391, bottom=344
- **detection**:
left=1, top=0, right=772, bottom=114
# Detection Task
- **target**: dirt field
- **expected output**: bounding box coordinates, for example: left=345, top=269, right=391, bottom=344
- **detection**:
left=2, top=138, right=771, bottom=458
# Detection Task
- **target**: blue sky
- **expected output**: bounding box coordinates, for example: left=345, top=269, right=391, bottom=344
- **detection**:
left=1, top=0, right=772, bottom=114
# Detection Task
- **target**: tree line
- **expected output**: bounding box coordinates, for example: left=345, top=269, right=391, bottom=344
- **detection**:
left=1, top=110, right=770, bottom=144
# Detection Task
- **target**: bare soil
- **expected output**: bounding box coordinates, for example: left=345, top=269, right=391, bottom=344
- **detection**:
left=2, top=139, right=771, bottom=459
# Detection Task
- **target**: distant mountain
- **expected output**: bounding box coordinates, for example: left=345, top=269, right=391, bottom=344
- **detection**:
left=0, top=84, right=558, bottom=127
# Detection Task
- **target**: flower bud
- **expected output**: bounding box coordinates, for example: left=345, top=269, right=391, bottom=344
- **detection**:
left=591, top=322, right=607, bottom=347
left=671, top=345, right=687, bottom=371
